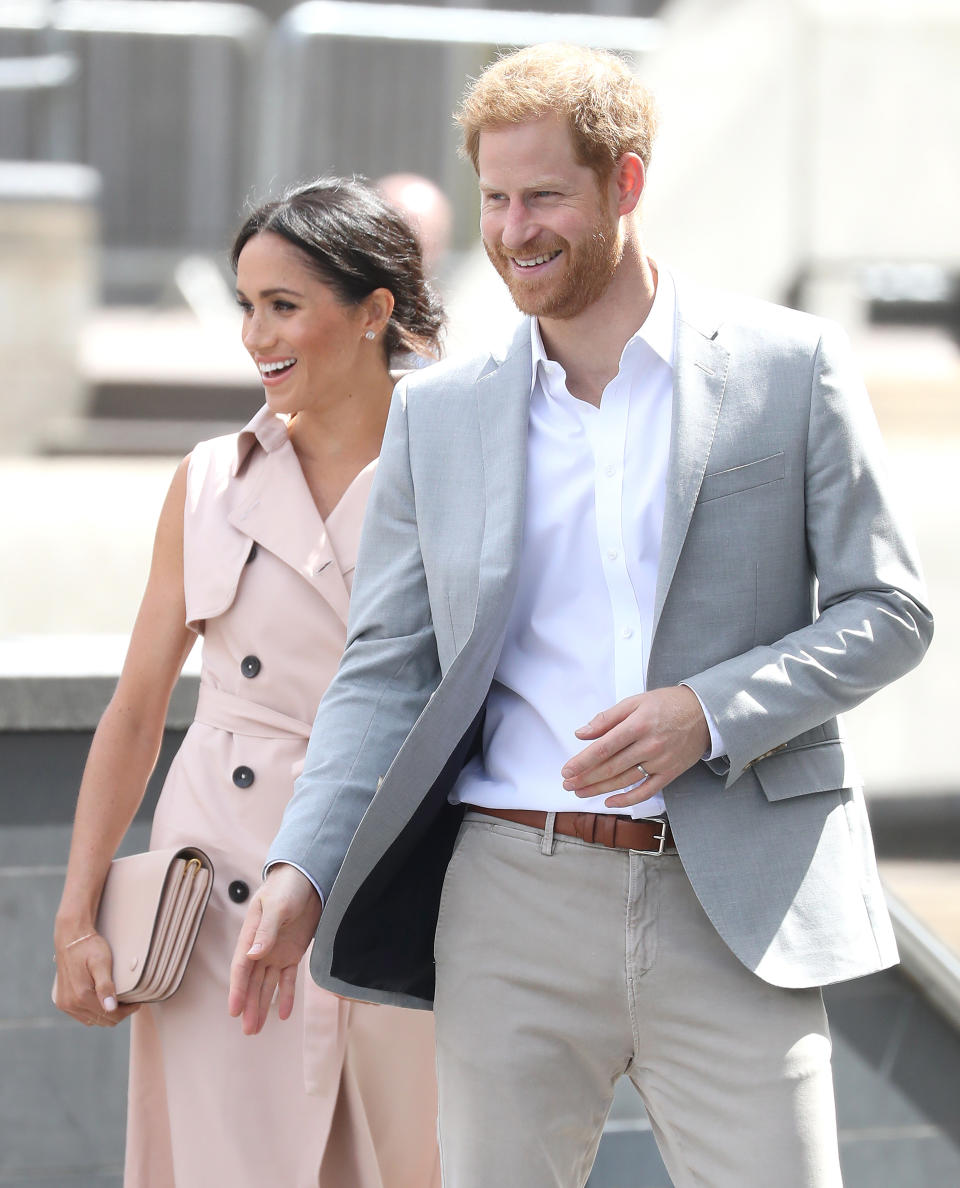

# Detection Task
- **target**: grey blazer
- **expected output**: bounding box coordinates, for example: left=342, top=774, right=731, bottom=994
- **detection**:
left=269, top=280, right=933, bottom=1009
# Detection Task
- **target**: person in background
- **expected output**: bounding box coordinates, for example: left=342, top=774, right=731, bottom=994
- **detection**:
left=375, top=171, right=453, bottom=281
left=53, top=178, right=444, bottom=1188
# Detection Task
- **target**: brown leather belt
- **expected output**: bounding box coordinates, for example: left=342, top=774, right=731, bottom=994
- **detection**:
left=467, top=806, right=674, bottom=854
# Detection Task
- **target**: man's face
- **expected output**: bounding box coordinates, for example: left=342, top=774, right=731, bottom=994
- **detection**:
left=478, top=115, right=623, bottom=320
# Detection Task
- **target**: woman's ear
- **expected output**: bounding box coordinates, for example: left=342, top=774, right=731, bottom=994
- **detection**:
left=362, top=288, right=395, bottom=338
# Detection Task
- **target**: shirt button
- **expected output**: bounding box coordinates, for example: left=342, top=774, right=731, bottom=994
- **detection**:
left=621, top=626, right=634, bottom=639
left=228, top=880, right=249, bottom=904
left=607, top=549, right=619, bottom=561
left=232, top=765, right=254, bottom=789
left=604, top=463, right=616, bottom=477
left=240, top=655, right=261, bottom=678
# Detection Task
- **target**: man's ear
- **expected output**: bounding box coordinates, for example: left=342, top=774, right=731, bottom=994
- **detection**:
left=614, top=153, right=645, bottom=217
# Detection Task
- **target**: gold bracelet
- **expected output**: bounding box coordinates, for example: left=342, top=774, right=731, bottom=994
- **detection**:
left=64, top=932, right=96, bottom=951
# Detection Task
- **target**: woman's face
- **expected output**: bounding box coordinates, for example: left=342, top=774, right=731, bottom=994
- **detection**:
left=236, top=231, right=368, bottom=414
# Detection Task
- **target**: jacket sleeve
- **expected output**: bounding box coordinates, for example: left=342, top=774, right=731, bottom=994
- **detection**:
left=684, top=321, right=934, bottom=786
left=267, top=379, right=442, bottom=893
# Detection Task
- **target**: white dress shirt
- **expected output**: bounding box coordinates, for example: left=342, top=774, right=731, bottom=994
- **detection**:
left=454, top=270, right=720, bottom=819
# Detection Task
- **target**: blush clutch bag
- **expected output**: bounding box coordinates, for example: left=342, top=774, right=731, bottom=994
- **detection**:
left=55, top=846, right=214, bottom=1005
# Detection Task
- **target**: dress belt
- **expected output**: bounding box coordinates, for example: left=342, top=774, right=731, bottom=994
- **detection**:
left=194, top=684, right=313, bottom=741
left=467, top=806, right=675, bottom=854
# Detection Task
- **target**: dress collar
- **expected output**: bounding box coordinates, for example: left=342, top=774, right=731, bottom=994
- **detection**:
left=229, top=404, right=290, bottom=476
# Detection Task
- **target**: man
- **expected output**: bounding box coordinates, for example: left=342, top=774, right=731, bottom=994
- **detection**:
left=230, top=44, right=932, bottom=1186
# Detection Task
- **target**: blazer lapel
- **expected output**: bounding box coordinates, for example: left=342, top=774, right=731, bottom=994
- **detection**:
left=227, top=440, right=351, bottom=626
left=471, top=319, right=533, bottom=650
left=653, top=288, right=730, bottom=636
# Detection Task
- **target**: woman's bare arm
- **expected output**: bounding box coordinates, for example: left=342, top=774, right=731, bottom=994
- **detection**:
left=53, top=456, right=196, bottom=1025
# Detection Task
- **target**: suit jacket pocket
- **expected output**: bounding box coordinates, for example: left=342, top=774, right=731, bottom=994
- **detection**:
left=699, top=451, right=785, bottom=503
left=753, top=738, right=862, bottom=802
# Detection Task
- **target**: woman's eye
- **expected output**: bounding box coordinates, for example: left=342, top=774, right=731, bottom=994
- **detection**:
left=236, top=299, right=252, bottom=314
left=273, top=300, right=296, bottom=312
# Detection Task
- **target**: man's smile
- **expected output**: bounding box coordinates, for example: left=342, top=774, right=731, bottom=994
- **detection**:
left=510, top=250, right=562, bottom=270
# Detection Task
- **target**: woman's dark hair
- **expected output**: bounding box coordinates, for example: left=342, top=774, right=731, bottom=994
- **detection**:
left=231, top=177, right=444, bottom=361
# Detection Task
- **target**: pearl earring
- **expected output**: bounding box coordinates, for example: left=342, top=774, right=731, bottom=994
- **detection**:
left=364, top=330, right=376, bottom=340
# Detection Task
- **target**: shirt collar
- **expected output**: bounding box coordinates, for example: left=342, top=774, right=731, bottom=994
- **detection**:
left=528, top=264, right=677, bottom=396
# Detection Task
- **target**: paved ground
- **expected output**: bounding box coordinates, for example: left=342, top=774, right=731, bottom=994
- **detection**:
left=881, top=860, right=960, bottom=957
left=3, top=820, right=959, bottom=1187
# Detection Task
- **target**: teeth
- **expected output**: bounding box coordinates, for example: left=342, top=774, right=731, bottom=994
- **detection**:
left=259, top=358, right=296, bottom=374
left=513, top=251, right=560, bottom=268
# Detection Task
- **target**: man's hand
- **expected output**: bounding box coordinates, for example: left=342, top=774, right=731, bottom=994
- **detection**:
left=561, top=686, right=710, bottom=809
left=228, top=864, right=322, bottom=1035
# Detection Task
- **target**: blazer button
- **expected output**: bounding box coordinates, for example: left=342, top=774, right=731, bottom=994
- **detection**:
left=228, top=880, right=249, bottom=904
left=245, top=542, right=258, bottom=564
left=240, top=655, right=261, bottom=678
left=232, top=765, right=254, bottom=789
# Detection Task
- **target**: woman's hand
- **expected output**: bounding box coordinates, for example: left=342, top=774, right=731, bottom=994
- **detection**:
left=53, top=930, right=140, bottom=1027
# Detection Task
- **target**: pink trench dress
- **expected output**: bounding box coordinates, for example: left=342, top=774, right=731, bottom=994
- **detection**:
left=124, top=406, right=441, bottom=1188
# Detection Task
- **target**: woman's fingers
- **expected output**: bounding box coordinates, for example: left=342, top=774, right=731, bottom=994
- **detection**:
left=54, top=933, right=123, bottom=1025
left=86, top=942, right=120, bottom=1016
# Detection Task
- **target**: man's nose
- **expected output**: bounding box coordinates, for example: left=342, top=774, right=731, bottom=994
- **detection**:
left=499, top=199, right=538, bottom=251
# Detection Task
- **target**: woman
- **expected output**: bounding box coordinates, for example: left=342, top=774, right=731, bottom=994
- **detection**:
left=53, top=179, right=444, bottom=1188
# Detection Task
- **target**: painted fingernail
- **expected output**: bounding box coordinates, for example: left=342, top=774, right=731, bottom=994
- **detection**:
left=248, top=942, right=263, bottom=956
left=103, top=996, right=117, bottom=1012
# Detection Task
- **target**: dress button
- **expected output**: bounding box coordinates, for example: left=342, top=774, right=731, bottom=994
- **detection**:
left=228, top=880, right=249, bottom=904
left=245, top=542, right=258, bottom=564
left=240, top=654, right=261, bottom=678
left=232, top=765, right=254, bottom=789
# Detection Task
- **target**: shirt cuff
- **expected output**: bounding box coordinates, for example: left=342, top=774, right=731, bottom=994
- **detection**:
left=682, top=684, right=727, bottom=762
left=263, top=859, right=325, bottom=909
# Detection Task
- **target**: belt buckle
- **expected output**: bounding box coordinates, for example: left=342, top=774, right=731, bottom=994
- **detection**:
left=640, top=818, right=668, bottom=856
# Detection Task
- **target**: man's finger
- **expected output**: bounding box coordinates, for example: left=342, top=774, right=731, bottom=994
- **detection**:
left=276, top=964, right=298, bottom=1022
left=573, top=696, right=638, bottom=740
left=228, top=899, right=264, bottom=1017
left=256, top=965, right=281, bottom=1032
left=568, top=767, right=666, bottom=802
left=564, top=739, right=655, bottom=791
left=563, top=721, right=652, bottom=786
left=241, top=959, right=268, bottom=1036
left=602, top=774, right=668, bottom=809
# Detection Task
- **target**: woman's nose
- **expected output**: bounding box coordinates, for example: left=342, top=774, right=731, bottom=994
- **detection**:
left=242, top=311, right=273, bottom=352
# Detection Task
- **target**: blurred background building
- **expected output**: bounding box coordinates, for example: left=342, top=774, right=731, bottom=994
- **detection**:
left=1, top=1, right=958, bottom=1184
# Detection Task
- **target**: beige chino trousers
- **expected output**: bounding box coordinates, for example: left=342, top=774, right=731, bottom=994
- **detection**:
left=433, top=812, right=843, bottom=1188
